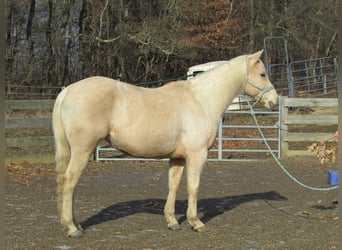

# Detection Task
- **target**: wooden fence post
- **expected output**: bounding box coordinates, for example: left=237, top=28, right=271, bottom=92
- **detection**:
left=279, top=96, right=288, bottom=159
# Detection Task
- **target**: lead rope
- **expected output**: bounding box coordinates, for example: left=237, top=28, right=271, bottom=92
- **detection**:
left=243, top=56, right=336, bottom=190
left=246, top=99, right=338, bottom=191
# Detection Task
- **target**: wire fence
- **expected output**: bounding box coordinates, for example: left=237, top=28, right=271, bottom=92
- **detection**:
left=5, top=57, right=338, bottom=100
left=5, top=84, right=63, bottom=100
left=5, top=76, right=189, bottom=100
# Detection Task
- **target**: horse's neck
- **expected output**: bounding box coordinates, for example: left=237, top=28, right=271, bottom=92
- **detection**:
left=188, top=58, right=246, bottom=121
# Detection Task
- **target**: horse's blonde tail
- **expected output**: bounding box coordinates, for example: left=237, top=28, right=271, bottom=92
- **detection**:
left=52, top=88, right=70, bottom=216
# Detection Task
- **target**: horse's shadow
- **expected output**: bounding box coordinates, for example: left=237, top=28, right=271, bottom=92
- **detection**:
left=81, top=191, right=287, bottom=230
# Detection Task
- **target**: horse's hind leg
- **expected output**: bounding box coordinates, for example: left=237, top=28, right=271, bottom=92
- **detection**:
left=61, top=150, right=90, bottom=237
left=164, top=158, right=185, bottom=230
left=55, top=147, right=70, bottom=219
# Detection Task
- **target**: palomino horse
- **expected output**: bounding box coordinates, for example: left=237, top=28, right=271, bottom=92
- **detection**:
left=53, top=50, right=278, bottom=236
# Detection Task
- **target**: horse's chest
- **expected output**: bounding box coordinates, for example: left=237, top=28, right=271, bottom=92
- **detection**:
left=180, top=117, right=217, bottom=148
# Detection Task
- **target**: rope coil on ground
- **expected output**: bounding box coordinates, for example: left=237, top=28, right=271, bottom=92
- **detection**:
left=246, top=100, right=338, bottom=191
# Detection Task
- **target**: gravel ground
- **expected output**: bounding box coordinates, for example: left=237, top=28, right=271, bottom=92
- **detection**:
left=5, top=157, right=338, bottom=249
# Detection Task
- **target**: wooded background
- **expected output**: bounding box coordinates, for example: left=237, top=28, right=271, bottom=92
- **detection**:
left=6, top=0, right=338, bottom=95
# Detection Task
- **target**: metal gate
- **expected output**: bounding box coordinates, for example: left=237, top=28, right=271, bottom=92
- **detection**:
left=263, top=36, right=338, bottom=98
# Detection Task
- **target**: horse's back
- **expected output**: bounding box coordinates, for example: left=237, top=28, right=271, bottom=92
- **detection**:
left=65, top=76, right=130, bottom=100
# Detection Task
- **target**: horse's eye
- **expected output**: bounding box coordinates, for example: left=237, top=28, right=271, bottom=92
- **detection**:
left=260, top=73, right=266, bottom=77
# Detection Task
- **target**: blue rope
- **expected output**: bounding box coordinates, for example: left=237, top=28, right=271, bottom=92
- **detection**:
left=246, top=100, right=338, bottom=191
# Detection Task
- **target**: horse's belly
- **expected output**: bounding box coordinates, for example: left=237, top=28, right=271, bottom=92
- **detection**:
left=109, top=130, right=179, bottom=158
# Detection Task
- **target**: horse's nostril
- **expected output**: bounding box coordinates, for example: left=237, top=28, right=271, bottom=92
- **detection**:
left=268, top=101, right=274, bottom=110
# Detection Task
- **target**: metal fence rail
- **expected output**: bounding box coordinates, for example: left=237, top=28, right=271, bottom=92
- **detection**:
left=289, top=57, right=338, bottom=97
left=217, top=110, right=280, bottom=159
left=266, top=57, right=338, bottom=98
left=268, top=63, right=291, bottom=96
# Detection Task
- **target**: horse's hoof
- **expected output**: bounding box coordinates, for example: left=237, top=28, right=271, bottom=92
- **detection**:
left=193, top=225, right=208, bottom=233
left=168, top=223, right=181, bottom=231
left=77, top=224, right=84, bottom=232
left=68, top=229, right=84, bottom=237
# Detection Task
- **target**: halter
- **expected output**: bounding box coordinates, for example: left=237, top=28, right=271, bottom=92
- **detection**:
left=242, top=56, right=274, bottom=106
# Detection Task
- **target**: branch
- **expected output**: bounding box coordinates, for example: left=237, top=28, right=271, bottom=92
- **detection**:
left=98, top=0, right=110, bottom=39
left=226, top=0, right=234, bottom=22
left=128, top=33, right=175, bottom=56
left=94, top=35, right=121, bottom=43
left=325, top=29, right=337, bottom=56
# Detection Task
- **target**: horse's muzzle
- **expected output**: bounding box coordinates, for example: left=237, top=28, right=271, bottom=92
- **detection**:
left=268, top=101, right=275, bottom=110
left=262, top=99, right=277, bottom=110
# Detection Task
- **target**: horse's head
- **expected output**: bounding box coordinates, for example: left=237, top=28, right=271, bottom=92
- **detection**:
left=243, top=50, right=278, bottom=109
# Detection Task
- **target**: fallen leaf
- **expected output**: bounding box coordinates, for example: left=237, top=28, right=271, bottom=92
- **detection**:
left=302, top=210, right=310, bottom=215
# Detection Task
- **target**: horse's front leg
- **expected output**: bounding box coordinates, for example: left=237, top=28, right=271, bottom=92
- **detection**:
left=186, top=150, right=208, bottom=232
left=164, top=158, right=185, bottom=230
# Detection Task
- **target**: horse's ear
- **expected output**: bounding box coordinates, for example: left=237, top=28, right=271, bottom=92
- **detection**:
left=248, top=50, right=264, bottom=66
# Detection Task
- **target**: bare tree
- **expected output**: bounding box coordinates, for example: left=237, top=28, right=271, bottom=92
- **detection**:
left=5, top=0, right=338, bottom=99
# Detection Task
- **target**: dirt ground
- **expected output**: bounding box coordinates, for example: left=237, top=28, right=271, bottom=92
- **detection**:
left=5, top=156, right=338, bottom=250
